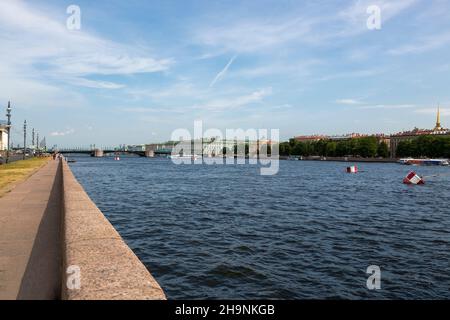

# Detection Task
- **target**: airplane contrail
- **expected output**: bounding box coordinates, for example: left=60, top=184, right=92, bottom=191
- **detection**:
left=209, top=55, right=237, bottom=88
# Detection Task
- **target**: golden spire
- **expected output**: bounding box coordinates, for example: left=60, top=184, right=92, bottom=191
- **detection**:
left=434, top=105, right=442, bottom=131
left=437, top=106, right=441, bottom=127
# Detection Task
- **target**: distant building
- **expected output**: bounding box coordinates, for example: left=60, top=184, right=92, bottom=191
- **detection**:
left=377, top=135, right=391, bottom=146
left=201, top=138, right=274, bottom=156
left=0, top=120, right=9, bottom=151
left=202, top=138, right=236, bottom=156
left=145, top=142, right=175, bottom=154
left=329, top=133, right=361, bottom=141
left=294, top=135, right=327, bottom=142
left=390, top=107, right=449, bottom=158
left=126, top=144, right=146, bottom=152
left=151, top=138, right=269, bottom=157
left=295, top=133, right=390, bottom=144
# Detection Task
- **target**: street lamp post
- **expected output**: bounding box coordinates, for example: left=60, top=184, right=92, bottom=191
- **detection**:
left=6, top=101, right=11, bottom=164
left=32, top=128, right=35, bottom=149
left=36, top=132, right=40, bottom=155
left=23, top=120, right=27, bottom=160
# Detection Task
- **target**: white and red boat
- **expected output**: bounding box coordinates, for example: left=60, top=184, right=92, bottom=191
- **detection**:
left=398, top=158, right=449, bottom=166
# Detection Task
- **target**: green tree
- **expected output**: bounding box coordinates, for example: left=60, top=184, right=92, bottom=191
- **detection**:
left=355, top=137, right=378, bottom=157
left=289, top=138, right=297, bottom=147
left=401, top=136, right=450, bottom=158
left=325, top=141, right=337, bottom=156
left=292, top=142, right=306, bottom=156
left=397, top=140, right=413, bottom=157
left=315, top=140, right=328, bottom=156
left=279, top=142, right=291, bottom=156
left=443, top=138, right=450, bottom=158
left=377, top=141, right=389, bottom=158
left=335, top=140, right=351, bottom=157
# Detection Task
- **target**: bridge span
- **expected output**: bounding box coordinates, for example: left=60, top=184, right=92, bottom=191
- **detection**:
left=54, top=147, right=172, bottom=157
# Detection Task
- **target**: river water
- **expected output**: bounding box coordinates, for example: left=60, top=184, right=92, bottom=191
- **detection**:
left=69, top=156, right=450, bottom=299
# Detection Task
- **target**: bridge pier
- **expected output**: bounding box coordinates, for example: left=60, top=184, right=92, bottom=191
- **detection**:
left=92, top=149, right=104, bottom=157
left=145, top=150, right=154, bottom=158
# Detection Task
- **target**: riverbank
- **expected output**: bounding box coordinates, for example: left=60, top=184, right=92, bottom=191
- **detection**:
left=0, top=157, right=51, bottom=198
left=0, top=159, right=165, bottom=300
left=283, top=156, right=397, bottom=163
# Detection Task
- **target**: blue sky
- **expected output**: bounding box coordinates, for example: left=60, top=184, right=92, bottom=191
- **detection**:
left=1, top=0, right=450, bottom=147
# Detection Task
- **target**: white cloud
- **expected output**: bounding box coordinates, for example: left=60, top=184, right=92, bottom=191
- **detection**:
left=126, top=82, right=202, bottom=101
left=271, top=104, right=293, bottom=110
left=231, top=59, right=321, bottom=79
left=194, top=16, right=314, bottom=53
left=317, top=68, right=385, bottom=81
left=64, top=77, right=125, bottom=89
left=415, top=107, right=450, bottom=116
left=197, top=87, right=272, bottom=111
left=0, top=0, right=173, bottom=99
left=50, top=128, right=75, bottom=136
left=388, top=31, right=450, bottom=55
left=0, top=64, right=86, bottom=109
left=122, top=106, right=186, bottom=114
left=359, top=104, right=416, bottom=110
left=335, top=99, right=364, bottom=105
left=123, top=87, right=273, bottom=114
left=335, top=99, right=418, bottom=110
left=194, top=0, right=417, bottom=54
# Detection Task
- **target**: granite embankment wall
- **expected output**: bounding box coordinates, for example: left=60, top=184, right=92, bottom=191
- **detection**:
left=61, top=160, right=166, bottom=300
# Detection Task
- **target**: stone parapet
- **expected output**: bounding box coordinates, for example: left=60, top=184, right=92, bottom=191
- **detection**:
left=61, top=160, right=166, bottom=300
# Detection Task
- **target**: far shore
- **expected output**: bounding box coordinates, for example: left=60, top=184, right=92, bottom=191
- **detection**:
left=281, top=156, right=398, bottom=163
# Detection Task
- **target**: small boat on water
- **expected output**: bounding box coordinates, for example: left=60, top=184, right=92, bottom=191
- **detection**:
left=168, top=154, right=199, bottom=161
left=398, top=158, right=449, bottom=166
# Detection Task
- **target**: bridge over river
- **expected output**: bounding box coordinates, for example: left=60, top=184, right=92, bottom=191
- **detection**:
left=54, top=147, right=173, bottom=157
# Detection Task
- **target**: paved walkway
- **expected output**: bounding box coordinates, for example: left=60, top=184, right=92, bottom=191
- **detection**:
left=0, top=160, right=62, bottom=300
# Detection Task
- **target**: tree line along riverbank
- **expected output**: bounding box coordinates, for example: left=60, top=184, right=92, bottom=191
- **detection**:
left=279, top=135, right=450, bottom=159
left=279, top=137, right=389, bottom=158
left=395, top=135, right=450, bottom=158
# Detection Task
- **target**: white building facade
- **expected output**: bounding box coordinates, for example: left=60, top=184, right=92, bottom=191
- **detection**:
left=0, top=120, right=9, bottom=151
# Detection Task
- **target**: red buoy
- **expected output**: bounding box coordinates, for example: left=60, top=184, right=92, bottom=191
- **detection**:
left=403, top=171, right=425, bottom=185
left=346, top=165, right=358, bottom=173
